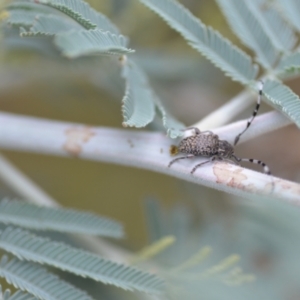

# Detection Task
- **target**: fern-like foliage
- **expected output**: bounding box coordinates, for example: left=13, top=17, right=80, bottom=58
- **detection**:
left=154, top=96, right=185, bottom=138
left=0, top=284, right=39, bottom=300
left=121, top=60, right=156, bottom=128
left=0, top=199, right=123, bottom=238
left=3, top=0, right=186, bottom=137
left=215, top=0, right=278, bottom=69
left=9, top=1, right=132, bottom=56
left=20, top=14, right=80, bottom=36
left=120, top=59, right=184, bottom=135
left=245, top=0, right=296, bottom=52
left=139, top=0, right=258, bottom=85
left=277, top=52, right=300, bottom=75
left=0, top=227, right=164, bottom=294
left=8, top=0, right=300, bottom=135
left=276, top=0, right=300, bottom=32
left=37, top=0, right=119, bottom=32
left=37, top=0, right=92, bottom=30
left=5, top=0, right=58, bottom=28
left=138, top=0, right=300, bottom=129
left=0, top=255, right=93, bottom=300
left=5, top=10, right=41, bottom=27
left=263, top=80, right=300, bottom=127
left=122, top=59, right=185, bottom=135
left=7, top=0, right=119, bottom=33
left=54, top=29, right=134, bottom=58
left=7, top=2, right=51, bottom=12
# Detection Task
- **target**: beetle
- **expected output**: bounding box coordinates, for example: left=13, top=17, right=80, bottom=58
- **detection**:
left=168, top=81, right=271, bottom=176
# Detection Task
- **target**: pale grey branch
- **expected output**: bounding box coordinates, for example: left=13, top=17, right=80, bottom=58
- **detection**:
left=0, top=111, right=298, bottom=204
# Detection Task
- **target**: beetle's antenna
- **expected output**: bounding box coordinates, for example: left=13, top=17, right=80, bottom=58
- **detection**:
left=234, top=81, right=264, bottom=146
left=232, top=154, right=271, bottom=175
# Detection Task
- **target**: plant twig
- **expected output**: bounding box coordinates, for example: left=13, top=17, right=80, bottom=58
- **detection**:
left=194, top=78, right=271, bottom=130
left=0, top=111, right=298, bottom=203
left=214, top=110, right=291, bottom=144
left=0, top=154, right=59, bottom=207
left=193, top=89, right=252, bottom=130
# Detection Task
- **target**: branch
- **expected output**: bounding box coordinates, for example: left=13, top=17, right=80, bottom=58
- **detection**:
left=0, top=111, right=298, bottom=204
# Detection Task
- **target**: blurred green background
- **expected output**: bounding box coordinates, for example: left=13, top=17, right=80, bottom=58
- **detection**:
left=1, top=2, right=300, bottom=299
left=0, top=0, right=300, bottom=300
left=1, top=0, right=300, bottom=249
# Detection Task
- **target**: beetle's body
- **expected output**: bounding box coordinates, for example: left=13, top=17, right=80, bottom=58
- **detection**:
left=169, top=127, right=270, bottom=175
left=178, top=133, right=219, bottom=157
left=168, top=128, right=239, bottom=173
left=178, top=131, right=235, bottom=159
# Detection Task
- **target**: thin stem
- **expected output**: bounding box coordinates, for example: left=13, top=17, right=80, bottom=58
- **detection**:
left=193, top=89, right=252, bottom=130
left=214, top=110, right=291, bottom=144
left=0, top=154, right=59, bottom=207
left=0, top=112, right=298, bottom=204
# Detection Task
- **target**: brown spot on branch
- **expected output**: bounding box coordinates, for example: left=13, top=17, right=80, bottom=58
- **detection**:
left=63, top=127, right=95, bottom=156
left=213, top=163, right=247, bottom=185
left=213, top=162, right=274, bottom=194
left=213, top=162, right=258, bottom=192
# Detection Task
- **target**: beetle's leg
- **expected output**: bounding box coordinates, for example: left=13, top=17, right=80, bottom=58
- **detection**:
left=168, top=154, right=195, bottom=168
left=191, top=156, right=217, bottom=174
left=182, top=127, right=201, bottom=134
left=183, top=127, right=214, bottom=135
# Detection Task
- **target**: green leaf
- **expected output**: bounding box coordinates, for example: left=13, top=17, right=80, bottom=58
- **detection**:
left=215, top=0, right=278, bottom=69
left=6, top=1, right=52, bottom=14
left=263, top=80, right=300, bottom=127
left=0, top=255, right=93, bottom=300
left=38, top=0, right=120, bottom=32
left=139, top=0, right=258, bottom=85
left=245, top=0, right=296, bottom=52
left=121, top=60, right=156, bottom=127
left=6, top=0, right=96, bottom=29
left=21, top=14, right=79, bottom=36
left=0, top=227, right=164, bottom=294
left=276, top=51, right=300, bottom=74
left=54, top=29, right=134, bottom=58
left=5, top=1, right=56, bottom=27
left=154, top=97, right=185, bottom=138
left=276, top=0, right=300, bottom=31
left=122, top=60, right=184, bottom=136
left=0, top=199, right=123, bottom=238
left=0, top=284, right=39, bottom=300
left=5, top=10, right=40, bottom=27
